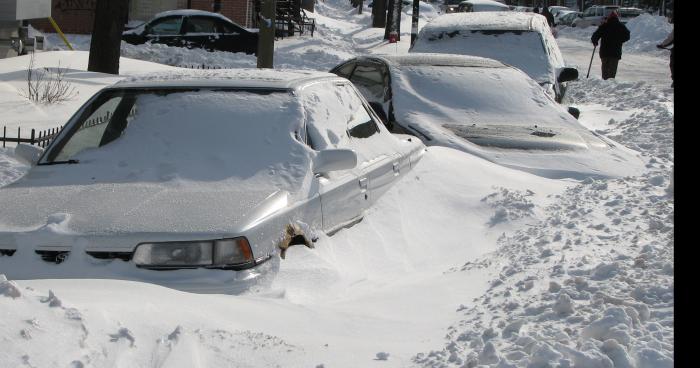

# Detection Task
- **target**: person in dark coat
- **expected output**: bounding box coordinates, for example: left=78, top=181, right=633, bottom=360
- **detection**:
left=533, top=7, right=539, bottom=14
left=657, top=28, right=673, bottom=87
left=542, top=7, right=555, bottom=27
left=591, top=11, right=630, bottom=80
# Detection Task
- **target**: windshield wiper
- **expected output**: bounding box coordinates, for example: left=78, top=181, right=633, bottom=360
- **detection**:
left=38, top=159, right=80, bottom=165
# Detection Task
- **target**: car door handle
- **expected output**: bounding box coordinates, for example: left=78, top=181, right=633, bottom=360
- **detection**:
left=359, top=177, right=368, bottom=192
left=392, top=162, right=400, bottom=176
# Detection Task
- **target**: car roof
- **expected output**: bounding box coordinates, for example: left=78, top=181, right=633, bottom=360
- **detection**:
left=152, top=9, right=235, bottom=23
left=111, top=69, right=345, bottom=91
left=362, top=53, right=507, bottom=68
left=421, top=12, right=548, bottom=33
left=458, top=0, right=508, bottom=6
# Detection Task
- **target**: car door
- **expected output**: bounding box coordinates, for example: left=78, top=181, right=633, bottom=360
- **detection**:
left=182, top=15, right=218, bottom=50
left=213, top=19, right=256, bottom=54
left=144, top=15, right=185, bottom=46
left=301, top=82, right=367, bottom=232
left=339, top=83, right=402, bottom=206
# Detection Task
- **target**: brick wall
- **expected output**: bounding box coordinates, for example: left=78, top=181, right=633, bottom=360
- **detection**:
left=30, top=0, right=253, bottom=35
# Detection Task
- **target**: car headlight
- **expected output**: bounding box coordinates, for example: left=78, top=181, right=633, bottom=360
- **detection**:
left=133, top=237, right=253, bottom=268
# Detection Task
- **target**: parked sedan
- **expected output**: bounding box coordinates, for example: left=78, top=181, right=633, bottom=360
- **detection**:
left=122, top=9, right=258, bottom=54
left=409, top=12, right=579, bottom=102
left=557, top=11, right=581, bottom=26
left=0, top=69, right=424, bottom=293
left=331, top=54, right=644, bottom=179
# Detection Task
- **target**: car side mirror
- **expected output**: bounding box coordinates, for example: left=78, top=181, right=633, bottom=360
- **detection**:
left=313, top=149, right=357, bottom=174
left=567, top=106, right=580, bottom=119
left=558, top=67, right=579, bottom=83
left=14, top=143, right=44, bottom=166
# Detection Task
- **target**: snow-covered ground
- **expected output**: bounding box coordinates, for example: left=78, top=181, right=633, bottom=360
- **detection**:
left=1, top=4, right=673, bottom=367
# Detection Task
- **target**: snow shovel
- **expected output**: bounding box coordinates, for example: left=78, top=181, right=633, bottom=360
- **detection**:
left=586, top=44, right=597, bottom=78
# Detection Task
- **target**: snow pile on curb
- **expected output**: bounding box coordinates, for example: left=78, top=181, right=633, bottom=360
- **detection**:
left=564, top=78, right=674, bottom=162
left=624, top=14, right=672, bottom=53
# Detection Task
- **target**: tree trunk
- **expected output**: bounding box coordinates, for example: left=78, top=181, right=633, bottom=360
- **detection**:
left=384, top=0, right=394, bottom=39
left=372, top=0, right=386, bottom=28
left=88, top=0, right=128, bottom=75
left=384, top=0, right=401, bottom=39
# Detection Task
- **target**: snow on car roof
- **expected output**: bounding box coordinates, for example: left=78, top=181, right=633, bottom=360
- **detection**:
left=371, top=53, right=506, bottom=68
left=458, top=0, right=509, bottom=8
left=114, top=68, right=342, bottom=90
left=153, top=9, right=235, bottom=23
left=421, top=12, right=548, bottom=32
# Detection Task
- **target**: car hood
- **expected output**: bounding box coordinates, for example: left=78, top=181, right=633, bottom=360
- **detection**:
left=0, top=180, right=286, bottom=236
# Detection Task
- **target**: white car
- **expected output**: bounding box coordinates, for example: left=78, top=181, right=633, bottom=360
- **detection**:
left=571, top=5, right=619, bottom=28
left=0, top=69, right=425, bottom=293
left=409, top=12, right=579, bottom=102
left=456, top=0, right=510, bottom=12
left=331, top=53, right=645, bottom=179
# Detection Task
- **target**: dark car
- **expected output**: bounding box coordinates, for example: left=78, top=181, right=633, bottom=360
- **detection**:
left=122, top=9, right=258, bottom=54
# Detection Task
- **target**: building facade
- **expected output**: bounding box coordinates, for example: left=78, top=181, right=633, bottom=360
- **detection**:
left=30, top=0, right=255, bottom=34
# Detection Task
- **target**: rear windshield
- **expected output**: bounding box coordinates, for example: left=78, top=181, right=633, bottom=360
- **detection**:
left=412, top=30, right=551, bottom=83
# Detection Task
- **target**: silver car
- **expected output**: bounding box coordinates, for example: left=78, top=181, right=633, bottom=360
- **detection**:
left=331, top=53, right=644, bottom=179
left=0, top=69, right=425, bottom=293
left=571, top=5, right=619, bottom=28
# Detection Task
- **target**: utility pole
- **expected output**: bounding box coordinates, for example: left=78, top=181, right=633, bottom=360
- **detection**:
left=410, top=0, right=419, bottom=46
left=257, top=0, right=275, bottom=68
left=88, top=0, right=128, bottom=75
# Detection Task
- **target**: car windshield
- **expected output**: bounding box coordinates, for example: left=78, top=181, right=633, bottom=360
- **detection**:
left=41, top=88, right=310, bottom=183
left=411, top=30, right=552, bottom=84
left=390, top=65, right=604, bottom=150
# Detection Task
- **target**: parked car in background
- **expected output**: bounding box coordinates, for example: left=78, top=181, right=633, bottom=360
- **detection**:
left=571, top=5, right=619, bottom=28
left=556, top=10, right=580, bottom=26
left=440, top=0, right=464, bottom=13
left=512, top=6, right=534, bottom=12
left=409, top=12, right=579, bottom=102
left=618, top=7, right=644, bottom=23
left=0, top=69, right=424, bottom=294
left=548, top=5, right=572, bottom=18
left=330, top=54, right=644, bottom=179
left=122, top=9, right=258, bottom=54
left=456, top=0, right=510, bottom=12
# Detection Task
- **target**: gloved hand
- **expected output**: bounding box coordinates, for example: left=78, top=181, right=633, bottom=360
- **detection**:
left=592, top=41, right=598, bottom=46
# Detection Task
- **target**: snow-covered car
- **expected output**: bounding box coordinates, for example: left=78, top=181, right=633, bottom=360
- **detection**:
left=571, top=5, right=619, bottom=28
left=122, top=9, right=258, bottom=54
left=409, top=12, right=579, bottom=102
left=553, top=9, right=576, bottom=25
left=0, top=70, right=425, bottom=293
left=557, top=11, right=580, bottom=26
left=548, top=5, right=572, bottom=18
left=330, top=53, right=644, bottom=179
left=456, top=0, right=510, bottom=12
